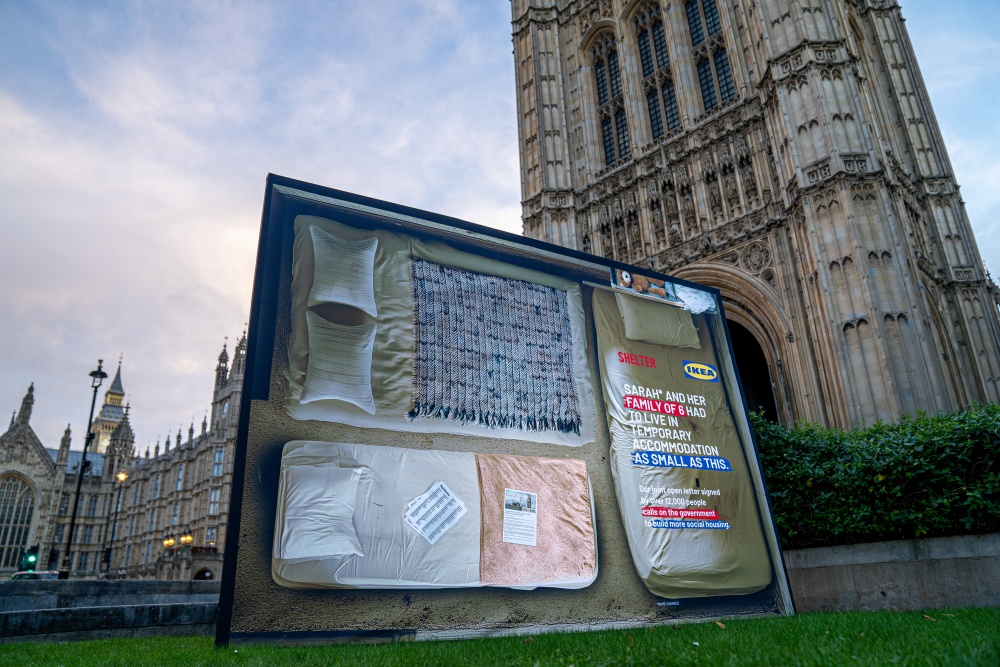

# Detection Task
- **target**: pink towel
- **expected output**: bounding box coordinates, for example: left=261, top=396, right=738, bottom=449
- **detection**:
left=476, top=453, right=596, bottom=586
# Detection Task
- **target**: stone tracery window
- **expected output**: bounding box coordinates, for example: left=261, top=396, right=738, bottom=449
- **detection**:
left=686, top=0, right=706, bottom=46
left=592, top=32, right=631, bottom=166
left=697, top=58, right=717, bottom=112
left=0, top=475, right=35, bottom=569
left=714, top=49, right=736, bottom=100
left=634, top=3, right=681, bottom=139
left=687, top=0, right=721, bottom=44
left=686, top=0, right=735, bottom=112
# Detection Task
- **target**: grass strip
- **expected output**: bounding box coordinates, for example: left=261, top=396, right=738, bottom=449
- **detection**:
left=2, top=607, right=998, bottom=666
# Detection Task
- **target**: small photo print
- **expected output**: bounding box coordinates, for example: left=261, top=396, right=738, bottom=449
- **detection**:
left=504, top=489, right=537, bottom=513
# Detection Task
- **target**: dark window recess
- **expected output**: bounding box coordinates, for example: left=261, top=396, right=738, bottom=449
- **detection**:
left=615, top=108, right=631, bottom=159
left=652, top=19, right=670, bottom=68
left=715, top=48, right=736, bottom=100
left=595, top=60, right=609, bottom=106
left=602, top=116, right=616, bottom=166
left=702, top=0, right=722, bottom=36
left=698, top=58, right=717, bottom=110
left=608, top=51, right=623, bottom=97
left=647, top=89, right=664, bottom=139
left=663, top=81, right=681, bottom=131
left=687, top=0, right=705, bottom=46
left=638, top=29, right=654, bottom=77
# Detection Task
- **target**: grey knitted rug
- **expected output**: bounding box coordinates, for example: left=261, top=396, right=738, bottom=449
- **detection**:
left=408, top=258, right=582, bottom=435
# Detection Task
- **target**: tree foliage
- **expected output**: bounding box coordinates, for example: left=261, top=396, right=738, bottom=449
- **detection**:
left=752, top=404, right=1000, bottom=550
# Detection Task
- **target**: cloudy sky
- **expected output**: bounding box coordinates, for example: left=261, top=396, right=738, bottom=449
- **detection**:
left=1, top=0, right=997, bottom=452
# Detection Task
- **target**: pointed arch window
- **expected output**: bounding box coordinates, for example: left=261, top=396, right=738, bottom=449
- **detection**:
left=697, top=58, right=717, bottom=110
left=592, top=32, right=631, bottom=166
left=686, top=0, right=734, bottom=113
left=0, top=475, right=35, bottom=569
left=697, top=48, right=735, bottom=111
left=634, top=3, right=681, bottom=140
left=687, top=0, right=722, bottom=45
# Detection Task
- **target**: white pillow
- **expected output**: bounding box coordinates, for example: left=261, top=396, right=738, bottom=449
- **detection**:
left=615, top=292, right=701, bottom=348
left=278, top=465, right=364, bottom=561
left=307, top=225, right=378, bottom=317
left=301, top=311, right=377, bottom=413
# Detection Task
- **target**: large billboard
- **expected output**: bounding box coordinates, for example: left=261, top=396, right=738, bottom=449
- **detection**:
left=217, top=175, right=793, bottom=645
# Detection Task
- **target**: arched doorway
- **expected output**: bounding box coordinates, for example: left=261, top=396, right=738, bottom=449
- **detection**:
left=193, top=568, right=214, bottom=580
left=727, top=321, right=779, bottom=422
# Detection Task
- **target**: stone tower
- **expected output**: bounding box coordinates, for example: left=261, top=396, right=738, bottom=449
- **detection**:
left=511, top=0, right=1000, bottom=428
left=92, top=361, right=127, bottom=454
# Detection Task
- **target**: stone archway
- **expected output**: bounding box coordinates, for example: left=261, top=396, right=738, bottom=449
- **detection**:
left=193, top=567, right=214, bottom=580
left=672, top=262, right=796, bottom=425
left=727, top=320, right=779, bottom=422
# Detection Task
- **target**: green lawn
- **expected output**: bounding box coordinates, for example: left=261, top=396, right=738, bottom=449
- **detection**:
left=3, top=608, right=998, bottom=666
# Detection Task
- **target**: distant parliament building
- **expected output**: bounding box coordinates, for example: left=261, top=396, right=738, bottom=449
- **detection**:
left=511, top=0, right=1000, bottom=426
left=0, top=337, right=245, bottom=579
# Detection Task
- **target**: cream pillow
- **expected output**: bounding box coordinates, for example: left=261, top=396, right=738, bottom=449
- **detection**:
left=278, top=465, right=364, bottom=561
left=307, top=225, right=378, bottom=317
left=615, top=292, right=701, bottom=348
left=301, top=311, right=377, bottom=413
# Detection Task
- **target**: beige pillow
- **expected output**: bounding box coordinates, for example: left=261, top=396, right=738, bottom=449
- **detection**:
left=307, top=225, right=378, bottom=317
left=615, top=292, right=700, bottom=348
left=301, top=311, right=377, bottom=412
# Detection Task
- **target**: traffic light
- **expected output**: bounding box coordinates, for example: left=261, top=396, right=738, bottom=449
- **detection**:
left=19, top=545, right=39, bottom=572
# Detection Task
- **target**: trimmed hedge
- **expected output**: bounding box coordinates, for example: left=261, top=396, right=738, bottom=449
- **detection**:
left=752, top=403, right=1000, bottom=550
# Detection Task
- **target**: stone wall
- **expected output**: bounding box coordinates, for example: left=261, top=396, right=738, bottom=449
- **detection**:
left=3, top=534, right=996, bottom=641
left=0, top=580, right=219, bottom=642
left=784, top=533, right=1000, bottom=612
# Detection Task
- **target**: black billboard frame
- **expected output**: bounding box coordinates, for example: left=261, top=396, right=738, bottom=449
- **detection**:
left=216, top=173, right=794, bottom=647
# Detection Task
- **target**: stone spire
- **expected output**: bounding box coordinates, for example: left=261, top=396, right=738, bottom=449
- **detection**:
left=216, top=339, right=229, bottom=388
left=108, top=358, right=125, bottom=396
left=57, top=424, right=72, bottom=466
left=188, top=421, right=195, bottom=445
left=230, top=327, right=248, bottom=380
left=15, top=383, right=34, bottom=425
left=164, top=433, right=170, bottom=455
left=201, top=413, right=208, bottom=437
left=109, top=409, right=134, bottom=460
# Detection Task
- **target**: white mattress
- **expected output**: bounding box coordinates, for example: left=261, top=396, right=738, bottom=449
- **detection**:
left=272, top=441, right=598, bottom=590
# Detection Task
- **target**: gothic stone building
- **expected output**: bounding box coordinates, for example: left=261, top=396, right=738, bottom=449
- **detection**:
left=0, top=336, right=244, bottom=579
left=511, top=0, right=1000, bottom=428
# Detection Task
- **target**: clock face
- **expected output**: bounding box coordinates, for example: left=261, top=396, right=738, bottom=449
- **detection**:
left=99, top=433, right=110, bottom=451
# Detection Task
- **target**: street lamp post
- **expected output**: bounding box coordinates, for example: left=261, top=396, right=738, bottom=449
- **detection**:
left=59, top=360, right=108, bottom=579
left=104, top=470, right=128, bottom=575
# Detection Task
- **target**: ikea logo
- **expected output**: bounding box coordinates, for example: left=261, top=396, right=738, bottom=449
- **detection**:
left=683, top=361, right=719, bottom=382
